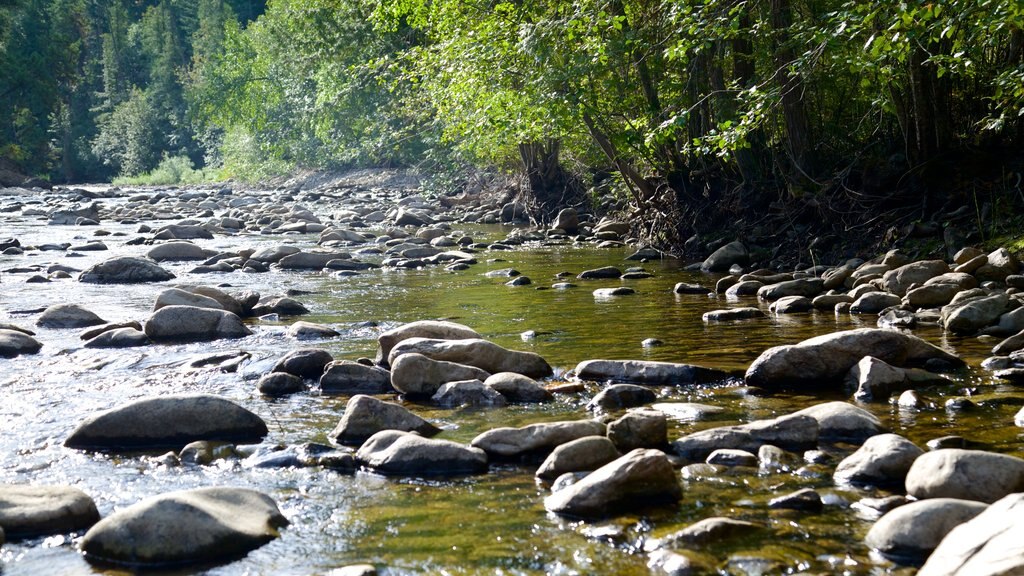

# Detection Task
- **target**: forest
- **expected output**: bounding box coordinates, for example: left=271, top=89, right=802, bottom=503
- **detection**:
left=1, top=0, right=1023, bottom=248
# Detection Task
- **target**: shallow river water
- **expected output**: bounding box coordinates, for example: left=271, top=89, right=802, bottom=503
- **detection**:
left=0, top=186, right=1021, bottom=575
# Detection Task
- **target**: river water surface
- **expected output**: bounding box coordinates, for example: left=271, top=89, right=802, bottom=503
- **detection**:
left=0, top=186, right=1021, bottom=575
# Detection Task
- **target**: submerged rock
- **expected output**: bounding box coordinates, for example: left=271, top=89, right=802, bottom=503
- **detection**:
left=574, top=359, right=730, bottom=385
left=356, top=430, right=487, bottom=476
left=544, top=448, right=681, bottom=518
left=80, top=487, right=287, bottom=567
left=65, top=394, right=268, bottom=451
left=0, top=485, right=99, bottom=538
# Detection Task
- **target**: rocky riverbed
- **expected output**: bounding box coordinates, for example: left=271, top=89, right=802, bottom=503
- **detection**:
left=1, top=172, right=1023, bottom=575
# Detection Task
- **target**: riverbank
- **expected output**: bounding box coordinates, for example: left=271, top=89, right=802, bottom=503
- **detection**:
left=1, top=177, right=1023, bottom=574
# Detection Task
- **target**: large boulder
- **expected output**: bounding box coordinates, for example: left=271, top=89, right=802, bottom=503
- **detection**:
left=833, top=433, right=923, bottom=488
left=329, top=395, right=439, bottom=445
left=471, top=420, right=606, bottom=458
left=940, top=293, right=1009, bottom=334
left=146, top=242, right=216, bottom=262
left=0, top=485, right=99, bottom=538
left=390, top=352, right=490, bottom=397
left=544, top=449, right=682, bottom=518
left=700, top=241, right=748, bottom=273
left=905, top=449, right=1024, bottom=503
left=535, top=436, right=620, bottom=481
left=974, top=248, right=1019, bottom=282
left=607, top=409, right=668, bottom=451
left=80, top=487, right=287, bottom=567
left=672, top=413, right=818, bottom=462
left=880, top=260, right=950, bottom=296
left=83, top=327, right=150, bottom=349
left=36, top=304, right=107, bottom=328
left=573, top=359, right=730, bottom=385
left=553, top=208, right=579, bottom=234
left=0, top=328, right=43, bottom=358
left=865, top=498, right=988, bottom=563
left=355, top=430, right=487, bottom=476
left=918, top=493, right=1024, bottom=576
left=79, top=256, right=175, bottom=284
left=376, top=320, right=480, bottom=364
left=756, top=278, right=824, bottom=302
left=153, top=224, right=214, bottom=240
left=319, top=361, right=394, bottom=394
left=388, top=338, right=552, bottom=379
left=790, top=401, right=883, bottom=441
left=65, top=394, right=268, bottom=451
left=276, top=251, right=351, bottom=270
left=144, top=306, right=252, bottom=342
left=272, top=348, right=334, bottom=379
left=745, top=328, right=962, bottom=389
left=153, top=288, right=225, bottom=311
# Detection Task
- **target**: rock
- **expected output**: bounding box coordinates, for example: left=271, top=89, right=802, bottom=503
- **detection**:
left=757, top=279, right=824, bottom=302
left=706, top=448, right=758, bottom=467
left=257, top=372, right=306, bottom=396
left=975, top=248, right=1019, bottom=282
left=593, top=287, right=635, bottom=297
left=327, top=565, right=379, bottom=576
left=275, top=251, right=351, bottom=270
left=574, top=359, right=730, bottom=385
left=790, top=401, right=882, bottom=441
left=84, top=327, right=150, bottom=348
left=320, top=361, right=393, bottom=394
left=329, top=395, right=439, bottom=445
left=544, top=449, right=681, bottom=518
left=769, top=295, right=812, bottom=314
left=356, top=430, right=487, bottom=476
left=553, top=208, right=579, bottom=234
left=535, top=436, right=620, bottom=481
left=65, top=394, right=268, bottom=451
left=993, top=329, right=1024, bottom=355
left=80, top=487, right=287, bottom=567
left=147, top=242, right=215, bottom=262
left=673, top=282, right=711, bottom=295
left=390, top=352, right=490, bottom=397
left=607, top=409, right=667, bottom=451
left=865, top=498, right=988, bottom=563
left=834, top=433, right=923, bottom=488
left=500, top=201, right=528, bottom=222
left=0, top=328, right=43, bottom=357
left=79, top=256, right=175, bottom=284
left=153, top=224, right=214, bottom=240
left=154, top=288, right=225, bottom=311
left=701, top=241, right=748, bottom=272
left=725, top=280, right=763, bottom=297
left=471, top=420, right=607, bottom=458
left=376, top=320, right=481, bottom=364
left=432, top=379, right=508, bottom=408
left=35, top=304, right=107, bottom=329
left=255, top=297, right=309, bottom=316
left=905, top=449, right=1024, bottom=503
left=745, top=328, right=963, bottom=389
left=286, top=321, right=339, bottom=339
left=702, top=307, right=765, bottom=323
left=941, top=292, right=1009, bottom=334
left=672, top=414, right=818, bottom=462
left=656, top=517, right=763, bottom=547
left=0, top=485, right=99, bottom=538
left=577, top=266, right=622, bottom=279
left=849, top=292, right=902, bottom=314
left=650, top=403, right=726, bottom=422
left=586, top=384, right=656, bottom=412
left=905, top=283, right=961, bottom=308
left=880, top=260, right=950, bottom=296
left=768, top=488, right=823, bottom=511
left=822, top=265, right=855, bottom=290
left=144, top=306, right=252, bottom=341
left=388, top=337, right=552, bottom=378
left=849, top=356, right=909, bottom=402
left=483, top=372, right=552, bottom=403
left=273, top=348, right=333, bottom=379
left=917, top=493, right=1024, bottom=576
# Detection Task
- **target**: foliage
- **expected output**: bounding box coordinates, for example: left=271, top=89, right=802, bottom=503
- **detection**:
left=112, top=153, right=220, bottom=185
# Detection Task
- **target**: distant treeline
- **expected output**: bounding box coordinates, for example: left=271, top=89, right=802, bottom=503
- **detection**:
left=2, top=0, right=1022, bottom=238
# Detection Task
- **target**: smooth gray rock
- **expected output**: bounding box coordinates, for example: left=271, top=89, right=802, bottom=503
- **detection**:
left=593, top=287, right=635, bottom=297
left=768, top=488, right=823, bottom=511
left=941, top=293, right=1010, bottom=334
left=866, top=498, right=988, bottom=563
left=881, top=260, right=950, bottom=296
left=376, top=320, right=480, bottom=365
left=586, top=384, right=656, bottom=412
left=650, top=402, right=726, bottom=422
left=553, top=208, right=579, bottom=234
left=65, top=394, right=268, bottom=451
left=83, top=327, right=150, bottom=348
left=484, top=372, right=552, bottom=403
left=471, top=420, right=607, bottom=458
left=574, top=359, right=730, bottom=385
left=147, top=242, right=215, bottom=262
left=0, top=485, right=99, bottom=538
left=757, top=278, right=824, bottom=302
left=356, top=430, right=487, bottom=476
left=276, top=251, right=351, bottom=270
left=154, top=288, right=225, bottom=311
left=79, top=256, right=175, bottom=284
left=80, top=487, right=287, bottom=567
left=849, top=292, right=902, bottom=314
left=790, top=401, right=882, bottom=441
left=702, top=307, right=765, bottom=322
left=905, top=449, right=1024, bottom=503
left=153, top=224, right=214, bottom=240
left=144, top=306, right=251, bottom=341
left=431, top=379, right=507, bottom=408
left=905, top=283, right=961, bottom=308
left=849, top=356, right=908, bottom=402
left=535, top=436, right=620, bottom=481
left=993, top=329, right=1024, bottom=355
left=36, top=304, right=107, bottom=328
left=544, top=449, right=682, bottom=518
left=672, top=414, right=818, bottom=462
left=768, top=295, right=812, bottom=314
left=286, top=321, right=339, bottom=339
left=607, top=409, right=668, bottom=452
left=577, top=266, right=622, bottom=279
left=834, top=433, right=923, bottom=488
left=655, top=517, right=762, bottom=547
left=918, top=493, right=1024, bottom=576
left=388, top=337, right=552, bottom=378
left=745, top=328, right=963, bottom=389
left=329, top=395, right=439, bottom=445
left=320, top=361, right=393, bottom=394
left=701, top=241, right=748, bottom=272
left=272, top=348, right=333, bottom=379
left=256, top=372, right=306, bottom=396
left=390, top=352, right=490, bottom=397
left=0, top=328, right=43, bottom=358
left=706, top=448, right=758, bottom=467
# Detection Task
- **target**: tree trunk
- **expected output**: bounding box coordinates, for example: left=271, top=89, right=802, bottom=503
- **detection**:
left=770, top=0, right=812, bottom=178
left=582, top=112, right=657, bottom=204
left=518, top=139, right=565, bottom=215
